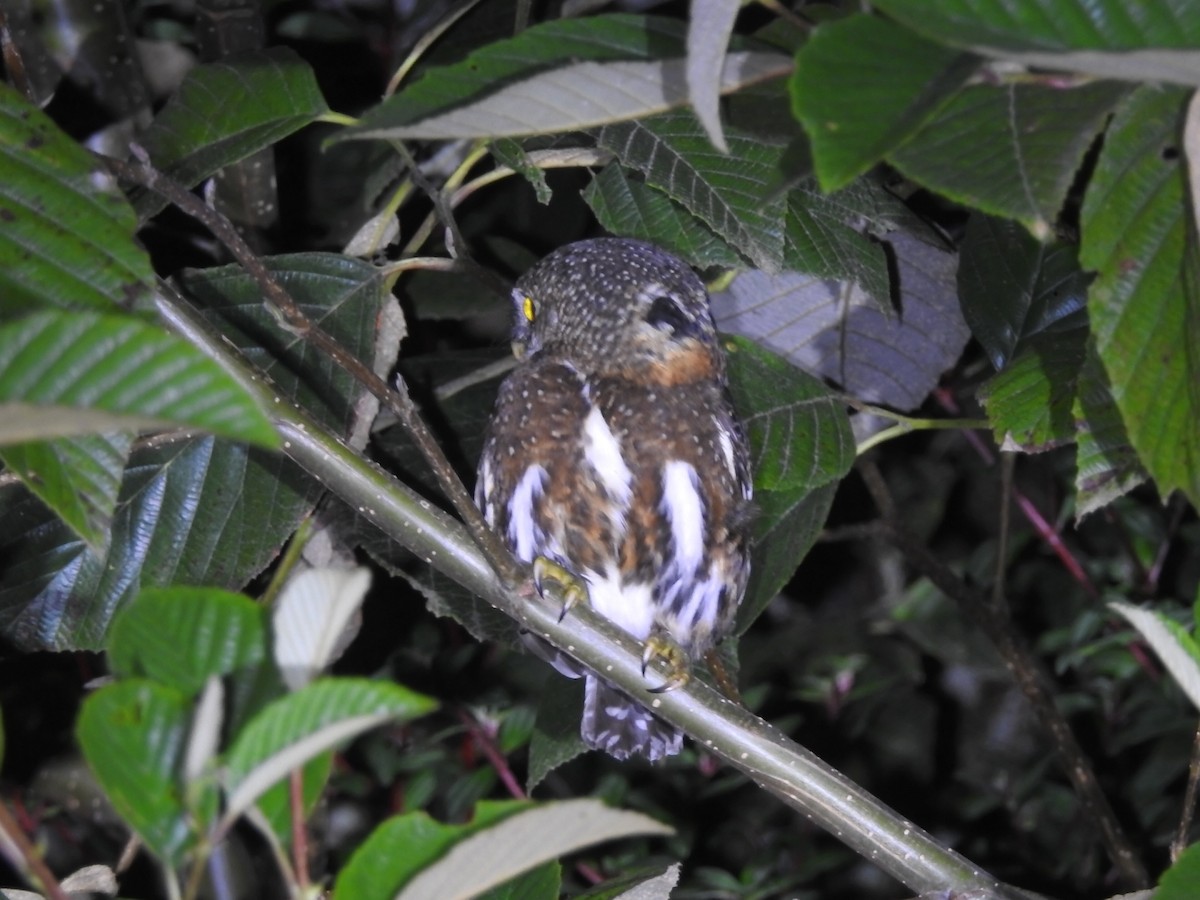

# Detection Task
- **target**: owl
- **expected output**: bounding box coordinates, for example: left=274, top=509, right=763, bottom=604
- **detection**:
left=475, top=238, right=753, bottom=761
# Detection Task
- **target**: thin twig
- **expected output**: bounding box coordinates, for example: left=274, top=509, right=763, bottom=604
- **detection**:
left=860, top=461, right=1149, bottom=889
left=458, top=710, right=526, bottom=800
left=0, top=800, right=70, bottom=900
left=1173, top=720, right=1200, bottom=862
left=101, top=152, right=521, bottom=587
left=289, top=769, right=311, bottom=892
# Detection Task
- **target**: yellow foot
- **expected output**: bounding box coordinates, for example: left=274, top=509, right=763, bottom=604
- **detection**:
left=642, top=631, right=691, bottom=693
left=531, top=557, right=589, bottom=622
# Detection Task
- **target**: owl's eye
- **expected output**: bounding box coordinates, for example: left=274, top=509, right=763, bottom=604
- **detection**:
left=522, top=296, right=536, bottom=323
left=644, top=292, right=693, bottom=337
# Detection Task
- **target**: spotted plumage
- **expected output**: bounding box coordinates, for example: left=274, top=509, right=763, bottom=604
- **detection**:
left=475, top=238, right=753, bottom=761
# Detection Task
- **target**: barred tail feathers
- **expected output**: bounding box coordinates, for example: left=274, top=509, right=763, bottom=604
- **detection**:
left=582, top=676, right=682, bottom=762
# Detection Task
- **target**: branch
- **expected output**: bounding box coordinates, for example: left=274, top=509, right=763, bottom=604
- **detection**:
left=859, top=462, right=1150, bottom=889
left=157, top=284, right=1032, bottom=900
left=101, top=151, right=520, bottom=589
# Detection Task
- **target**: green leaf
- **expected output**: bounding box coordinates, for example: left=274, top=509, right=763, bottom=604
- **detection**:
left=339, top=15, right=688, bottom=139
left=107, top=587, right=268, bottom=694
left=344, top=53, right=787, bottom=141
left=334, top=801, right=531, bottom=900
left=978, top=322, right=1086, bottom=453
left=958, top=214, right=1091, bottom=369
left=1080, top=86, right=1200, bottom=509
left=527, top=677, right=588, bottom=793
left=0, top=311, right=278, bottom=447
left=739, top=481, right=837, bottom=633
left=490, top=140, right=553, bottom=205
left=1072, top=345, right=1149, bottom=517
left=1158, top=842, right=1200, bottom=900
left=597, top=111, right=790, bottom=271
left=335, top=800, right=670, bottom=900
left=1111, top=601, right=1200, bottom=712
left=725, top=338, right=854, bottom=494
left=872, top=0, right=1200, bottom=52
left=0, top=256, right=392, bottom=652
left=0, top=433, right=131, bottom=554
left=790, top=14, right=976, bottom=191
left=133, top=48, right=330, bottom=219
left=77, top=680, right=195, bottom=863
left=889, top=80, right=1128, bottom=238
left=583, top=165, right=744, bottom=269
left=223, top=678, right=437, bottom=824
left=478, top=862, right=561, bottom=900
left=0, top=84, right=155, bottom=318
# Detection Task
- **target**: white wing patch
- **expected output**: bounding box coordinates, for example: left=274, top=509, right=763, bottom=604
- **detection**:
left=507, top=464, right=548, bottom=562
left=583, top=405, right=633, bottom=507
left=661, top=461, right=705, bottom=577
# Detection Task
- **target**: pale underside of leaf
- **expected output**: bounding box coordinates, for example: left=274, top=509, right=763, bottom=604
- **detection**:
left=273, top=566, right=371, bottom=691
left=1110, top=601, right=1200, bottom=713
left=615, top=863, right=680, bottom=900
left=346, top=52, right=791, bottom=140
left=396, top=799, right=672, bottom=900
left=976, top=47, right=1200, bottom=88
left=223, top=711, right=393, bottom=826
left=686, top=0, right=740, bottom=152
left=0, top=404, right=181, bottom=444
left=713, top=232, right=965, bottom=410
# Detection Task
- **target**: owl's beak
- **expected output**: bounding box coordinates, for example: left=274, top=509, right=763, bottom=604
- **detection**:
left=511, top=340, right=528, bottom=360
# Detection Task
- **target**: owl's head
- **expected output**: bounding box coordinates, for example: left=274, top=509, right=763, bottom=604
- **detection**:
left=511, top=238, right=718, bottom=371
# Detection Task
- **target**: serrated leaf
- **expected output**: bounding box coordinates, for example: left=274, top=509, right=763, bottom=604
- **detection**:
left=107, top=587, right=268, bottom=693
left=397, top=800, right=671, bottom=900
left=978, top=321, right=1087, bottom=453
left=0, top=433, right=131, bottom=553
left=958, top=214, right=1090, bottom=368
left=223, top=678, right=437, bottom=824
left=491, top=139, right=553, bottom=205
left=1072, top=345, right=1149, bottom=517
left=597, top=111, right=789, bottom=270
left=273, top=567, right=371, bottom=690
left=528, top=677, right=588, bottom=793
left=889, top=81, right=1128, bottom=238
left=133, top=48, right=330, bottom=218
left=583, top=165, right=744, bottom=268
left=725, top=338, right=854, bottom=493
left=0, top=84, right=155, bottom=318
left=76, top=680, right=195, bottom=863
left=713, top=230, right=966, bottom=411
left=0, top=311, right=278, bottom=446
left=790, top=14, right=976, bottom=191
left=785, top=187, right=892, bottom=309
left=686, top=0, right=740, bottom=152
left=1080, top=85, right=1200, bottom=509
left=872, top=0, right=1200, bottom=52
left=1111, top=601, right=1200, bottom=712
left=739, top=482, right=837, bottom=632
left=334, top=801, right=532, bottom=899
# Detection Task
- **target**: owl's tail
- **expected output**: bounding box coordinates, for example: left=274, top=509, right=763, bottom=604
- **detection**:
left=582, top=676, right=682, bottom=762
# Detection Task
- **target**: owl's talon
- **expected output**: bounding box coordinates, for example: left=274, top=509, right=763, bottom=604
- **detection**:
left=531, top=557, right=589, bottom=620
left=642, top=633, right=691, bottom=693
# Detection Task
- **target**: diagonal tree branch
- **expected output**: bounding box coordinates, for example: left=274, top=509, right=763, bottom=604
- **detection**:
left=157, top=282, right=1034, bottom=900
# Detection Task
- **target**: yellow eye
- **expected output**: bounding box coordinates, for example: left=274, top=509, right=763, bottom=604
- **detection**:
left=522, top=295, right=535, bottom=322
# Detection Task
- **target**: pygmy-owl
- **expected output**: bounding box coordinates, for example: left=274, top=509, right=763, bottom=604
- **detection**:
left=475, top=238, right=753, bottom=761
